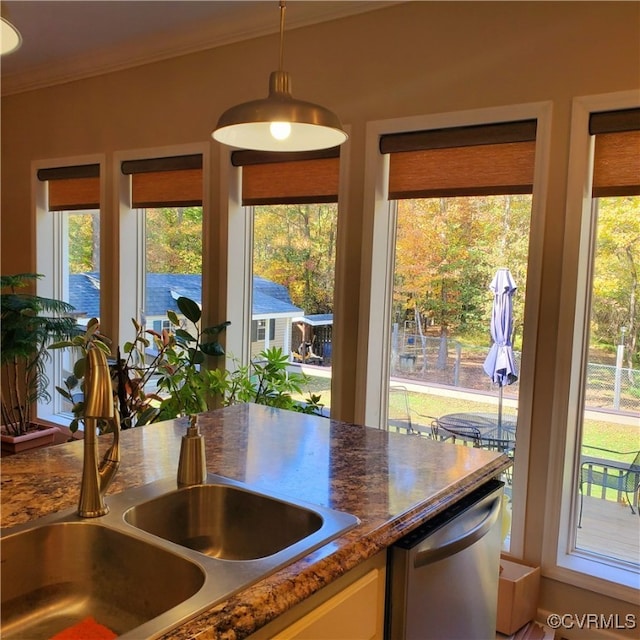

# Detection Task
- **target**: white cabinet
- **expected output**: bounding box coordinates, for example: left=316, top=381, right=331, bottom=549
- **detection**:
left=249, top=552, right=386, bottom=640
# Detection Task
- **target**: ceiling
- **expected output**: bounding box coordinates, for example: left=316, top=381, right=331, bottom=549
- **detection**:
left=1, top=1, right=400, bottom=96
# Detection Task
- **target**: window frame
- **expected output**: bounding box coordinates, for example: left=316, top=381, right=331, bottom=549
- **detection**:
left=223, top=155, right=253, bottom=369
left=116, top=143, right=209, bottom=351
left=35, top=144, right=210, bottom=426
left=360, top=102, right=553, bottom=559
left=223, top=145, right=348, bottom=381
left=34, top=154, right=105, bottom=426
left=542, top=91, right=640, bottom=600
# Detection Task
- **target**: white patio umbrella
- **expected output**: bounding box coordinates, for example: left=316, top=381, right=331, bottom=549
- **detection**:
left=482, top=268, right=518, bottom=435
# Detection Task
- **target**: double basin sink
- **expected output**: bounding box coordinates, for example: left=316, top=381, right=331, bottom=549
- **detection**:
left=1, top=474, right=359, bottom=639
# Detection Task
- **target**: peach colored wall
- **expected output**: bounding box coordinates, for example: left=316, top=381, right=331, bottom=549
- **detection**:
left=1, top=1, right=639, bottom=626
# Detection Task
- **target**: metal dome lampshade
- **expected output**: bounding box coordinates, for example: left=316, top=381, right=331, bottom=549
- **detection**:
left=212, top=1, right=348, bottom=152
left=1, top=17, right=22, bottom=56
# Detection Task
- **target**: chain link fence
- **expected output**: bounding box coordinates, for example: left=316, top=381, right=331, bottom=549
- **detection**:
left=584, top=363, right=639, bottom=413
left=392, top=334, right=639, bottom=414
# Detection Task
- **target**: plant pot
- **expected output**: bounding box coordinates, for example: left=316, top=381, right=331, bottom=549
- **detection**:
left=1, top=425, right=61, bottom=456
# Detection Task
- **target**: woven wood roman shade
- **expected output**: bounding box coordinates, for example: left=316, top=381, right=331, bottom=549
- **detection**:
left=232, top=147, right=340, bottom=205
left=590, top=108, right=640, bottom=198
left=121, top=154, right=203, bottom=208
left=37, top=164, right=100, bottom=211
left=380, top=120, right=537, bottom=199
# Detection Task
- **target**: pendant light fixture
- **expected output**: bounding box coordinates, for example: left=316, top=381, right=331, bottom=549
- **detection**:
left=1, top=16, right=22, bottom=56
left=212, top=0, right=348, bottom=152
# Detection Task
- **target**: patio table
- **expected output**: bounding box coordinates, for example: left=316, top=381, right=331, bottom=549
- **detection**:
left=435, top=412, right=517, bottom=454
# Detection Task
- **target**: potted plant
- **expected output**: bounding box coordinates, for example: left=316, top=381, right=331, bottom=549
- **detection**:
left=1, top=273, right=77, bottom=454
left=51, top=296, right=231, bottom=432
left=209, top=346, right=324, bottom=414
left=52, top=295, right=324, bottom=432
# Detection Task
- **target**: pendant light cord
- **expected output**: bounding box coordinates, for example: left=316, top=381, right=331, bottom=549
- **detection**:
left=278, top=0, right=286, bottom=72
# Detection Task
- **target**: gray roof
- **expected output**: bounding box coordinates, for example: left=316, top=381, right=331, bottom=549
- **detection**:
left=69, top=272, right=101, bottom=318
left=253, top=276, right=303, bottom=317
left=69, top=273, right=302, bottom=319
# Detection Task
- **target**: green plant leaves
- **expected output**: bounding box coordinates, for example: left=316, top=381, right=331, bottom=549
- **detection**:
left=73, top=357, right=86, bottom=379
left=175, top=329, right=196, bottom=343
left=203, top=321, right=231, bottom=336
left=177, top=296, right=201, bottom=323
left=47, top=292, right=322, bottom=427
left=1, top=273, right=81, bottom=434
left=200, top=340, right=225, bottom=356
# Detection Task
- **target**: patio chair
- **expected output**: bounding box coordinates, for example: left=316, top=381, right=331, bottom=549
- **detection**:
left=579, top=449, right=640, bottom=528
left=387, top=386, right=437, bottom=438
left=388, top=386, right=414, bottom=434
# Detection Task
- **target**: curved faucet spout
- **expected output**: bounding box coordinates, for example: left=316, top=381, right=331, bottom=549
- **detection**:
left=78, top=347, right=121, bottom=518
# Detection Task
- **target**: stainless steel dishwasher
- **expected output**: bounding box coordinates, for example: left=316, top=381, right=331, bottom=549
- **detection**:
left=386, top=478, right=504, bottom=640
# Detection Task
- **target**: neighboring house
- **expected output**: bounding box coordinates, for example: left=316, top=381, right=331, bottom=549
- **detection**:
left=68, top=273, right=303, bottom=357
left=251, top=276, right=303, bottom=358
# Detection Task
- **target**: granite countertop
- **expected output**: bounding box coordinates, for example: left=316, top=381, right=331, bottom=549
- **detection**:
left=1, top=404, right=510, bottom=639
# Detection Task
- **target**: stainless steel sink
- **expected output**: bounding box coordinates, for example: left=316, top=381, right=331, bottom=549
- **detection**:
left=124, top=483, right=324, bottom=559
left=1, top=473, right=359, bottom=639
left=1, top=522, right=205, bottom=639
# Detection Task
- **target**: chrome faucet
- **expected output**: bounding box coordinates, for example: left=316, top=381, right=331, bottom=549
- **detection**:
left=78, top=347, right=121, bottom=518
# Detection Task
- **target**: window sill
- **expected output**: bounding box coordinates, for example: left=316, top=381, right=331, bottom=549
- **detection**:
left=547, top=553, right=639, bottom=604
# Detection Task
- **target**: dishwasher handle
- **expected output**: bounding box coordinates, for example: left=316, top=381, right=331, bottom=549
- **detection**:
left=413, top=493, right=502, bottom=569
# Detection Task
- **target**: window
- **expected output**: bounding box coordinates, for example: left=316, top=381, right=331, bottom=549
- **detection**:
left=575, top=195, right=639, bottom=565
left=152, top=319, right=173, bottom=333
left=35, top=162, right=102, bottom=423
left=35, top=148, right=208, bottom=427
left=119, top=153, right=203, bottom=345
left=364, top=104, right=551, bottom=555
left=228, top=149, right=340, bottom=413
left=378, top=119, right=538, bottom=551
left=550, top=99, right=639, bottom=596
left=251, top=318, right=275, bottom=347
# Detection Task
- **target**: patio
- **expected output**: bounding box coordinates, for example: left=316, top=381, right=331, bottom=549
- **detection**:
left=576, top=495, right=640, bottom=565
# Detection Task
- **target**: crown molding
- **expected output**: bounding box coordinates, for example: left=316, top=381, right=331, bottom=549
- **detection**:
left=1, top=2, right=401, bottom=97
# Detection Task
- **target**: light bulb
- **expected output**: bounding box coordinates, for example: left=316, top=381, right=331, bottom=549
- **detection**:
left=270, top=121, right=292, bottom=141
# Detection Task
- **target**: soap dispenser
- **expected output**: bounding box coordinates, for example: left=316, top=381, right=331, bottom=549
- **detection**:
left=177, top=415, right=207, bottom=487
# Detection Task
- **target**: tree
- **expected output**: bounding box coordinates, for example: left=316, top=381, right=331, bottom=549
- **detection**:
left=394, top=196, right=530, bottom=368
left=68, top=212, right=99, bottom=273
left=145, top=207, right=203, bottom=274
left=592, top=196, right=639, bottom=368
left=253, top=203, right=337, bottom=314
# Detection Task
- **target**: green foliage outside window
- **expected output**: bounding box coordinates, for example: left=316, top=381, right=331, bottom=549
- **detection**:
left=591, top=197, right=639, bottom=368
left=64, top=197, right=637, bottom=367
left=253, top=203, right=337, bottom=315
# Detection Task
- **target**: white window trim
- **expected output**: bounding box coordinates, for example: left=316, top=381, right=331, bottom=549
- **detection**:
left=33, top=154, right=105, bottom=426
left=223, top=129, right=349, bottom=412
left=223, top=150, right=253, bottom=370
left=115, top=142, right=209, bottom=352
left=542, top=90, right=640, bottom=601
left=223, top=147, right=348, bottom=374
left=360, top=102, right=553, bottom=560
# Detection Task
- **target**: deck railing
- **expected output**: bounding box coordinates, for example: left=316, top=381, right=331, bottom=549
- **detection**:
left=580, top=456, right=638, bottom=507
left=578, top=448, right=640, bottom=527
